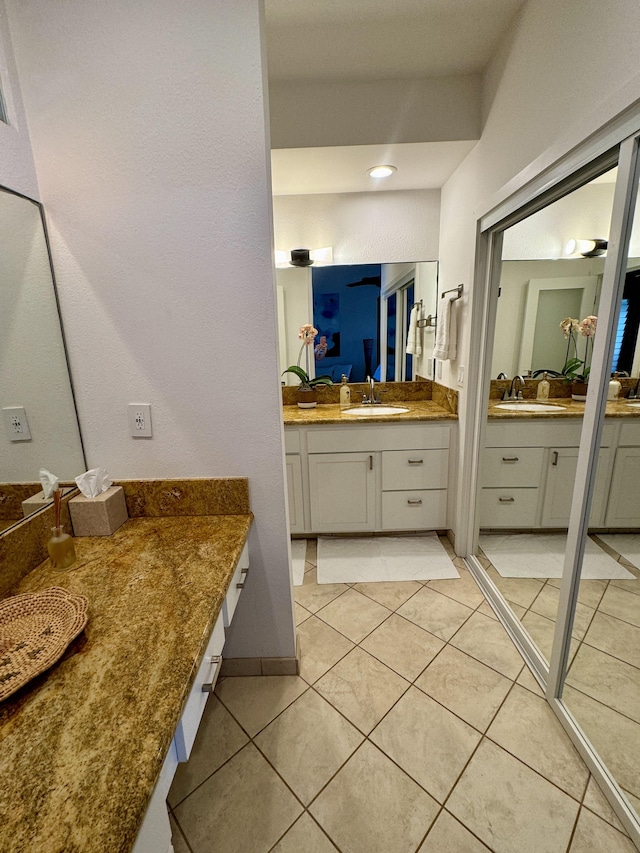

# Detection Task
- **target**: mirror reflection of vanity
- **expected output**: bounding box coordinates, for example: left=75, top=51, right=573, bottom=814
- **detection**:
left=276, top=260, right=438, bottom=386
left=0, top=187, right=85, bottom=533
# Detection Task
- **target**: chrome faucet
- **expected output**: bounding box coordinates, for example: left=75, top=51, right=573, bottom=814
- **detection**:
left=362, top=375, right=380, bottom=404
left=504, top=375, right=525, bottom=401
left=627, top=377, right=640, bottom=399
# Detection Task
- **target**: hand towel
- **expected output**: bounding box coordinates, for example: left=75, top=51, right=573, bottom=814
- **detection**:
left=406, top=303, right=422, bottom=356
left=433, top=293, right=458, bottom=361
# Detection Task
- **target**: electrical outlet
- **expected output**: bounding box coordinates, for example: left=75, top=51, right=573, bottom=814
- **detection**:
left=128, top=404, right=152, bottom=437
left=3, top=407, right=32, bottom=441
left=457, top=366, right=465, bottom=387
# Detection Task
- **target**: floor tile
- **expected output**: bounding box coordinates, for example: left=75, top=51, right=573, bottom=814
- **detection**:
left=427, top=568, right=486, bottom=609
left=622, top=788, right=640, bottom=815
left=295, top=601, right=312, bottom=626
left=476, top=599, right=498, bottom=620
left=530, top=583, right=596, bottom=639
left=370, top=686, right=481, bottom=802
left=547, top=576, right=609, bottom=609
left=584, top=612, right=640, bottom=668
left=296, top=615, right=354, bottom=685
left=360, top=612, right=444, bottom=681
left=353, top=579, right=422, bottom=610
left=486, top=684, right=589, bottom=800
left=582, top=777, right=626, bottom=833
left=598, top=584, right=640, bottom=628
left=214, top=675, right=308, bottom=737
left=294, top=567, right=348, bottom=613
left=564, top=686, right=640, bottom=800
left=169, top=812, right=191, bottom=853
left=306, top=538, right=318, bottom=566
left=168, top=696, right=249, bottom=806
left=567, top=644, right=640, bottom=723
left=447, top=739, right=579, bottom=853
left=450, top=611, right=524, bottom=679
left=174, top=743, right=302, bottom=853
left=314, top=647, right=409, bottom=734
left=317, top=587, right=391, bottom=643
left=516, top=665, right=545, bottom=696
left=485, top=567, right=544, bottom=608
left=520, top=609, right=557, bottom=662
left=415, top=645, right=512, bottom=732
left=397, top=586, right=474, bottom=641
left=609, top=575, right=640, bottom=597
left=255, top=689, right=363, bottom=805
left=310, top=741, right=439, bottom=853
left=569, top=806, right=636, bottom=852
left=271, top=813, right=338, bottom=852
left=417, top=809, right=491, bottom=852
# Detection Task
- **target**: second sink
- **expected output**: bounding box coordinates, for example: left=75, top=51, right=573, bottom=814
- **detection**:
left=494, top=402, right=566, bottom=412
left=343, top=405, right=410, bottom=416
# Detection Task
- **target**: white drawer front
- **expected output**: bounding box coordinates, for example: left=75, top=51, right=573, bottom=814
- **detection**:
left=306, top=424, right=450, bottom=453
left=284, top=430, right=300, bottom=453
left=480, top=488, right=540, bottom=528
left=382, top=449, right=449, bottom=491
left=222, top=542, right=250, bottom=627
left=619, top=421, right=640, bottom=446
left=381, top=490, right=447, bottom=530
left=173, top=612, right=225, bottom=762
left=481, top=447, right=544, bottom=488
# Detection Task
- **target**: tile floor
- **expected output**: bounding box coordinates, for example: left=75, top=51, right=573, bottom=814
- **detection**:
left=168, top=539, right=637, bottom=853
left=478, top=534, right=640, bottom=808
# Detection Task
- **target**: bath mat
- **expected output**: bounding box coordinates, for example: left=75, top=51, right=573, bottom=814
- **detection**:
left=316, top=534, right=460, bottom=584
left=595, top=534, right=640, bottom=574
left=291, top=539, right=307, bottom=586
left=479, top=533, right=635, bottom=580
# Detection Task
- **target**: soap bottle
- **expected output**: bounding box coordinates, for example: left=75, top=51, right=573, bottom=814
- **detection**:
left=339, top=374, right=351, bottom=408
left=537, top=372, right=550, bottom=401
left=608, top=373, right=622, bottom=400
left=47, top=488, right=76, bottom=571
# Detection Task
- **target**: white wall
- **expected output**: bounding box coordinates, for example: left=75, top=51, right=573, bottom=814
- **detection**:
left=273, top=189, right=440, bottom=265
left=6, top=0, right=296, bottom=659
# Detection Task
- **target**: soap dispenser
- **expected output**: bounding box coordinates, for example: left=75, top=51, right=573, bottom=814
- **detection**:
left=537, top=372, right=550, bottom=401
left=608, top=373, right=622, bottom=401
left=339, top=374, right=351, bottom=408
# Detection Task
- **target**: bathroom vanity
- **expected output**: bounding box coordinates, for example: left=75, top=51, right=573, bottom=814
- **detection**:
left=284, top=402, right=457, bottom=535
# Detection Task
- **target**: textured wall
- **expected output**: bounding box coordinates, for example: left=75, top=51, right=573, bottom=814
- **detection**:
left=6, top=0, right=295, bottom=658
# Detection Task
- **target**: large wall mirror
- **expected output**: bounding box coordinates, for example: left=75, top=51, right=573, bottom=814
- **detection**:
left=466, top=142, right=640, bottom=842
left=0, top=187, right=85, bottom=533
left=276, top=261, right=438, bottom=386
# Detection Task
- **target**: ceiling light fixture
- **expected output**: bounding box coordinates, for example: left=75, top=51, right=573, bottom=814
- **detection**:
left=564, top=238, right=608, bottom=258
left=367, top=164, right=397, bottom=179
left=274, top=247, right=334, bottom=268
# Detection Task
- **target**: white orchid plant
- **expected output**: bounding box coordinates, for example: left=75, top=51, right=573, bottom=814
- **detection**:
left=282, top=324, right=333, bottom=390
left=560, top=315, right=597, bottom=383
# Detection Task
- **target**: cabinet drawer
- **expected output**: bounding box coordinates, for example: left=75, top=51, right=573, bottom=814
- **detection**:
left=173, top=612, right=225, bottom=762
left=479, top=488, right=540, bottom=528
left=381, top=490, right=447, bottom=530
left=619, top=422, right=640, bottom=446
left=284, top=430, right=300, bottom=453
left=222, top=542, right=250, bottom=627
left=307, top=424, right=450, bottom=453
left=481, top=447, right=544, bottom=488
left=382, top=449, right=448, bottom=491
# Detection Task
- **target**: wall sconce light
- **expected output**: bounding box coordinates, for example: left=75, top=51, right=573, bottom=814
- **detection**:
left=367, top=164, right=397, bottom=179
left=564, top=238, right=608, bottom=257
left=274, top=247, right=333, bottom=268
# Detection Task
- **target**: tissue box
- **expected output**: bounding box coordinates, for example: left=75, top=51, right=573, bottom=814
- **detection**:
left=22, top=487, right=72, bottom=518
left=69, top=486, right=128, bottom=536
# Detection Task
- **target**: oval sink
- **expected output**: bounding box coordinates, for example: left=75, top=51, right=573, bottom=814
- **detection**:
left=626, top=402, right=640, bottom=408
left=494, top=402, right=566, bottom=412
left=343, top=405, right=410, bottom=416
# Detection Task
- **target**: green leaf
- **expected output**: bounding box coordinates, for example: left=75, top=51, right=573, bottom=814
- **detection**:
left=282, top=365, right=310, bottom=384
left=309, top=375, right=333, bottom=387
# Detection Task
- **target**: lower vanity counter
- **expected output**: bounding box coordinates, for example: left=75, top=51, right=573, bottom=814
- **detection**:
left=0, top=512, right=252, bottom=853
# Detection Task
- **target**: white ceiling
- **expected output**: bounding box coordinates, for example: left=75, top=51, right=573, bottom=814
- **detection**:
left=265, top=0, right=525, bottom=82
left=265, top=0, right=525, bottom=195
left=271, top=141, right=478, bottom=195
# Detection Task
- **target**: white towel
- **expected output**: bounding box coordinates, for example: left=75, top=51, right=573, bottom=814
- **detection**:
left=433, top=294, right=458, bottom=361
left=406, top=304, right=422, bottom=356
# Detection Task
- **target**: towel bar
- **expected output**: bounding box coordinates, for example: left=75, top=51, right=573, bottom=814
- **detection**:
left=440, top=283, right=464, bottom=300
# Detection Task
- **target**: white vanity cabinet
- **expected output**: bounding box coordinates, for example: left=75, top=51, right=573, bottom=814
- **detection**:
left=286, top=422, right=453, bottom=534
left=606, top=422, right=640, bottom=526
left=284, top=430, right=305, bottom=534
left=481, top=419, right=624, bottom=529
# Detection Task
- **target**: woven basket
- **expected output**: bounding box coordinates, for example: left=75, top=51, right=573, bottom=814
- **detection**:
left=0, top=587, right=89, bottom=701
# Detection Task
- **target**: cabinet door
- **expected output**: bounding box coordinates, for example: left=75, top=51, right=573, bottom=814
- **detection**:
left=309, top=452, right=376, bottom=532
left=605, top=448, right=640, bottom=526
left=542, top=448, right=610, bottom=527
left=285, top=454, right=305, bottom=533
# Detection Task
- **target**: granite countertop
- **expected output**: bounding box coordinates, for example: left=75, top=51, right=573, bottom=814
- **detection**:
left=283, top=400, right=458, bottom=425
left=488, top=397, right=640, bottom=419
left=0, top=512, right=252, bottom=853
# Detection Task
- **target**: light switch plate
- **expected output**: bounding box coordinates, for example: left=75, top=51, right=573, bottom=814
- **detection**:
left=3, top=406, right=31, bottom=441
left=128, top=404, right=152, bottom=437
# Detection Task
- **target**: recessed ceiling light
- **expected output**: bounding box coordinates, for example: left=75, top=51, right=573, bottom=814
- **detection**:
left=367, top=164, right=397, bottom=179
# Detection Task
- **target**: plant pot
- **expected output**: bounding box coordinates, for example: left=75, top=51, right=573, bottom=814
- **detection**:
left=571, top=381, right=588, bottom=401
left=297, top=388, right=317, bottom=409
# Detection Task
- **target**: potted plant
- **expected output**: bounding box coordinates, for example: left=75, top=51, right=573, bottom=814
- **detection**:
left=560, top=315, right=597, bottom=400
left=282, top=323, right=333, bottom=408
